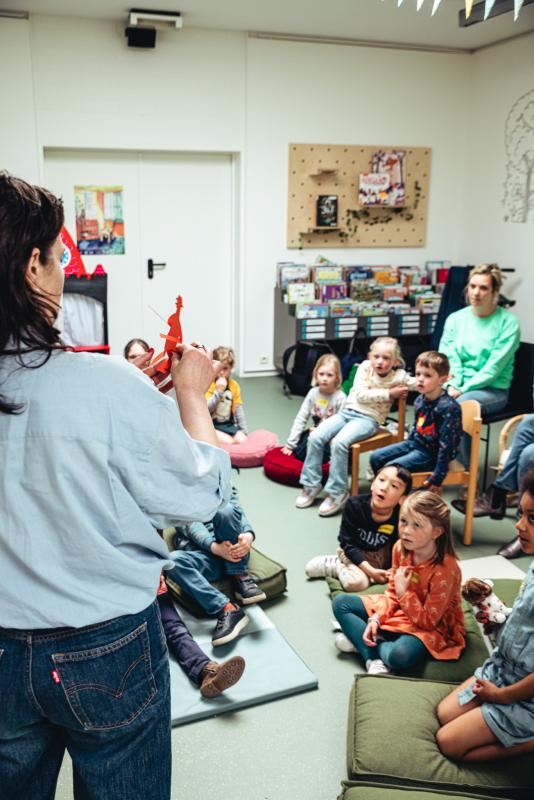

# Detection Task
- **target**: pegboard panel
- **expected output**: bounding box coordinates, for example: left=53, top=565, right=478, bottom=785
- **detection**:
left=287, top=143, right=431, bottom=249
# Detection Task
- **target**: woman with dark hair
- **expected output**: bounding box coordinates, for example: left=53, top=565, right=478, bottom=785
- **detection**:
left=124, top=337, right=151, bottom=361
left=0, top=173, right=230, bottom=799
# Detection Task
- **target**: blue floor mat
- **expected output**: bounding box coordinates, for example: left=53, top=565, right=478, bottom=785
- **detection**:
left=170, top=604, right=318, bottom=726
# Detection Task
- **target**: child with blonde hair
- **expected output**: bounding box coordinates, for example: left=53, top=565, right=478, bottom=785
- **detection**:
left=206, top=346, right=248, bottom=444
left=296, top=336, right=415, bottom=516
left=332, top=491, right=465, bottom=674
left=282, top=354, right=346, bottom=461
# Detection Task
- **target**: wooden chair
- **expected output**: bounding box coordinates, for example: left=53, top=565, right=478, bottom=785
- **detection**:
left=411, top=399, right=482, bottom=547
left=350, top=396, right=407, bottom=496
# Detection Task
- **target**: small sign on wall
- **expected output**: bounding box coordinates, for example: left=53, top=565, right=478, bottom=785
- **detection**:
left=75, top=185, right=125, bottom=255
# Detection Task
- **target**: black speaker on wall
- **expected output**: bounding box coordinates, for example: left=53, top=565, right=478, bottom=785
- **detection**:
left=125, top=26, right=156, bottom=48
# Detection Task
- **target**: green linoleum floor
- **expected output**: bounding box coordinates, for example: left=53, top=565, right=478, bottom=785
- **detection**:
left=55, top=375, right=531, bottom=799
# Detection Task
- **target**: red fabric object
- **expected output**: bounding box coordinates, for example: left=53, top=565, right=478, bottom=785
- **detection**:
left=220, top=429, right=278, bottom=468
left=263, top=446, right=329, bottom=487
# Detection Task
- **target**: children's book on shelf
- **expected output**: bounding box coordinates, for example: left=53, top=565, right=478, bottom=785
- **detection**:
left=358, top=173, right=391, bottom=206
left=329, top=300, right=360, bottom=318
left=277, top=263, right=310, bottom=289
left=316, top=195, right=339, bottom=227
left=318, top=282, right=347, bottom=302
left=296, top=301, right=329, bottom=319
left=313, top=265, right=344, bottom=283
left=287, top=282, right=316, bottom=304
left=425, top=260, right=451, bottom=284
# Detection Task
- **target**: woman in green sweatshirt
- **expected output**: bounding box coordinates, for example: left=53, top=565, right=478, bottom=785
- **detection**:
left=439, top=263, right=520, bottom=464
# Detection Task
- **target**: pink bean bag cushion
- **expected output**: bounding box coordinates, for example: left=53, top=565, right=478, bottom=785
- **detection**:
left=263, top=446, right=329, bottom=487
left=220, top=429, right=279, bottom=468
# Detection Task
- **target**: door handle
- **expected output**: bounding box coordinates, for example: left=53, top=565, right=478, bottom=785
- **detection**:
left=147, top=259, right=166, bottom=279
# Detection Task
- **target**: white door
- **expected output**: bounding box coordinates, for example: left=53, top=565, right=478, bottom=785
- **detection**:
left=138, top=152, right=234, bottom=353
left=44, top=149, right=235, bottom=357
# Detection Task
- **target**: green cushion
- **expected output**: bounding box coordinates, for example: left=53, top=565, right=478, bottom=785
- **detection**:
left=490, top=579, right=522, bottom=609
left=162, top=531, right=287, bottom=617
left=328, top=579, right=489, bottom=683
left=338, top=781, right=512, bottom=800
left=347, top=675, right=533, bottom=799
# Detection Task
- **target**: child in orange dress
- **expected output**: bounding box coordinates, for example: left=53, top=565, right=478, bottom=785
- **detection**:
left=332, top=491, right=465, bottom=674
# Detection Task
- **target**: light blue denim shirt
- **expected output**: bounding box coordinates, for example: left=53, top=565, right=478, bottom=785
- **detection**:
left=0, top=349, right=231, bottom=629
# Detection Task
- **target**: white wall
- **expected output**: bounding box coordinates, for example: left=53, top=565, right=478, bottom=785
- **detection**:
left=459, top=32, right=534, bottom=341
left=0, top=19, right=40, bottom=181
left=243, top=37, right=472, bottom=371
left=10, top=15, right=529, bottom=371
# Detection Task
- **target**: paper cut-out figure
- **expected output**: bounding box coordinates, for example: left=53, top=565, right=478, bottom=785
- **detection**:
left=153, top=295, right=184, bottom=375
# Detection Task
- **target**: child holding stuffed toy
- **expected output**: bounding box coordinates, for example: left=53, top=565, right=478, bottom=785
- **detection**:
left=436, top=470, right=534, bottom=762
left=332, top=491, right=465, bottom=674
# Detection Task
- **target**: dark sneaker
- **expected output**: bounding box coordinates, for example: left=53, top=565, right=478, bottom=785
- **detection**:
left=233, top=575, right=267, bottom=605
left=211, top=607, right=249, bottom=646
left=199, top=656, right=246, bottom=698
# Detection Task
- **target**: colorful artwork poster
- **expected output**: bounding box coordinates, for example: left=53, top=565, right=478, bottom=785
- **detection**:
left=75, top=186, right=125, bottom=255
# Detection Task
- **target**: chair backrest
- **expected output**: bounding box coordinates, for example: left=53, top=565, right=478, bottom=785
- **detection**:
left=461, top=399, right=482, bottom=439
left=508, top=342, right=534, bottom=414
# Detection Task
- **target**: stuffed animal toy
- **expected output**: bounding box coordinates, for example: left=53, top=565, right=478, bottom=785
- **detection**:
left=462, top=578, right=512, bottom=625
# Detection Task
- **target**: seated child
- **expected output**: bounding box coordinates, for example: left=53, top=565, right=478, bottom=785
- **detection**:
left=332, top=491, right=465, bottom=674
left=305, top=464, right=412, bottom=594
left=296, top=336, right=416, bottom=517
left=370, top=351, right=462, bottom=490
left=157, top=581, right=245, bottom=698
left=206, top=346, right=248, bottom=444
left=282, top=353, right=346, bottom=462
left=165, top=487, right=266, bottom=646
left=436, top=469, right=534, bottom=762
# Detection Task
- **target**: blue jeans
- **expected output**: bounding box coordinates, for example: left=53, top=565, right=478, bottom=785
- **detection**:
left=157, top=593, right=208, bottom=684
left=0, top=600, right=171, bottom=800
left=458, top=388, right=509, bottom=466
left=332, top=594, right=428, bottom=670
left=495, top=413, right=534, bottom=493
left=370, top=439, right=435, bottom=476
left=166, top=502, right=248, bottom=616
left=300, top=409, right=379, bottom=496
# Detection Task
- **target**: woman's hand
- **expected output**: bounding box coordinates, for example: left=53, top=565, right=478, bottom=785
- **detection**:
left=362, top=616, right=380, bottom=647
left=394, top=565, right=413, bottom=598
left=281, top=446, right=293, bottom=456
left=423, top=480, right=441, bottom=494
left=170, top=344, right=217, bottom=395
left=447, top=386, right=462, bottom=399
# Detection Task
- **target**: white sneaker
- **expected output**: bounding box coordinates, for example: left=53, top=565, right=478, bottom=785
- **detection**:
left=305, top=554, right=340, bottom=579
left=331, top=618, right=342, bottom=632
left=295, top=485, right=322, bottom=509
left=365, top=658, right=391, bottom=675
left=335, top=633, right=356, bottom=653
left=318, top=492, right=349, bottom=517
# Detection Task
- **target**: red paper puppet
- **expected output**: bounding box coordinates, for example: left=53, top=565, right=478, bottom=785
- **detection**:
left=152, top=295, right=184, bottom=376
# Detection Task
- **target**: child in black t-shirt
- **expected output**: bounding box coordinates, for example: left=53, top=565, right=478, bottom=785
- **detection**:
left=305, top=464, right=412, bottom=591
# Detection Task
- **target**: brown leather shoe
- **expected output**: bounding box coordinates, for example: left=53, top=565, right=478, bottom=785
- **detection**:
left=452, top=485, right=506, bottom=520
left=199, top=656, right=245, bottom=698
left=497, top=536, right=522, bottom=559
